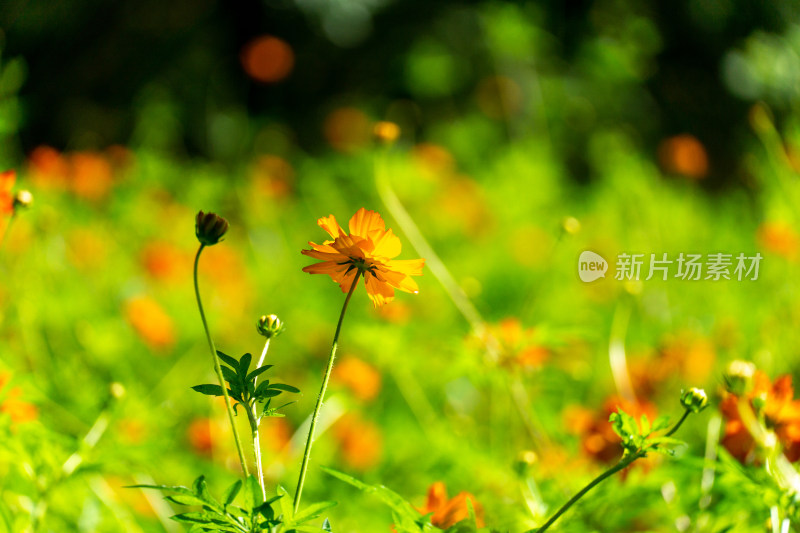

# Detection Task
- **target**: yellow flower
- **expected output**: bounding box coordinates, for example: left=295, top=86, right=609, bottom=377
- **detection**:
left=302, top=208, right=425, bottom=307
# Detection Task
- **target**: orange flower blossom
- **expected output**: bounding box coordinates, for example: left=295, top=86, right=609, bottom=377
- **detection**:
left=720, top=370, right=800, bottom=463
left=418, top=482, right=484, bottom=529
left=301, top=208, right=425, bottom=306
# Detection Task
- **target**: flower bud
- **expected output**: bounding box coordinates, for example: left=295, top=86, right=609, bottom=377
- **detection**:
left=723, top=360, right=756, bottom=396
left=680, top=387, right=708, bottom=413
left=257, top=314, right=284, bottom=339
left=373, top=121, right=400, bottom=145
left=195, top=211, right=229, bottom=246
left=13, top=190, right=33, bottom=210
left=512, top=450, right=537, bottom=477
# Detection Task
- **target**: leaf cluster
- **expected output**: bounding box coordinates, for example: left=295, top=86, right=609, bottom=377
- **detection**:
left=192, top=350, right=299, bottom=422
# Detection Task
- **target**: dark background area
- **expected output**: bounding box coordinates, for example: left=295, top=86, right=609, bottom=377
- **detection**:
left=1, top=0, right=798, bottom=187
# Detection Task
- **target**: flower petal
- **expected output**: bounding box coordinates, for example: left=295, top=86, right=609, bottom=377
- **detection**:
left=379, top=269, right=419, bottom=293
left=318, top=215, right=346, bottom=239
left=364, top=271, right=395, bottom=307
left=301, top=248, right=349, bottom=262
left=302, top=261, right=347, bottom=275
left=336, top=268, right=360, bottom=293
left=370, top=228, right=402, bottom=259
left=386, top=258, right=425, bottom=277
left=349, top=208, right=385, bottom=238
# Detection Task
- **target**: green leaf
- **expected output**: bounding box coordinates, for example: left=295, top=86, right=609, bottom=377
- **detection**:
left=172, top=512, right=216, bottom=524
left=639, top=414, right=650, bottom=436
left=221, top=366, right=239, bottom=386
left=239, top=353, right=253, bottom=375
left=322, top=518, right=333, bottom=532
left=192, top=384, right=224, bottom=397
left=258, top=389, right=284, bottom=399
left=244, top=475, right=264, bottom=511
left=246, top=365, right=274, bottom=383
left=321, top=467, right=422, bottom=528
left=651, top=415, right=671, bottom=432
left=277, top=486, right=294, bottom=521
left=223, top=480, right=242, bottom=507
left=294, top=501, right=337, bottom=523
left=268, top=383, right=300, bottom=393
left=216, top=350, right=239, bottom=368
left=193, top=476, right=214, bottom=504
left=167, top=494, right=208, bottom=507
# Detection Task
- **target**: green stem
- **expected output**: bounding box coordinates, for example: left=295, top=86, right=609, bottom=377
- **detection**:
left=193, top=244, right=250, bottom=478
left=247, top=405, right=266, bottom=500
left=665, top=410, right=690, bottom=438
left=533, top=454, right=640, bottom=533
left=249, top=338, right=271, bottom=499
left=532, top=409, right=692, bottom=532
left=293, top=272, right=361, bottom=513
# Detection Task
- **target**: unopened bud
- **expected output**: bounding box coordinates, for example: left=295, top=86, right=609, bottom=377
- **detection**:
left=680, top=387, right=708, bottom=413
left=257, top=314, right=284, bottom=339
left=512, top=450, right=537, bottom=476
left=723, top=360, right=756, bottom=396
left=373, top=121, right=400, bottom=145
left=13, top=190, right=33, bottom=210
left=195, top=211, right=229, bottom=246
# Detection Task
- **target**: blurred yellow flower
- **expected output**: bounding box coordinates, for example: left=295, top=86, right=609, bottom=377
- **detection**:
left=302, top=208, right=425, bottom=307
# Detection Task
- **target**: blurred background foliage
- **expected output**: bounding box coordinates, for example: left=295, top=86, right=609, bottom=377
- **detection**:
left=1, top=0, right=800, bottom=531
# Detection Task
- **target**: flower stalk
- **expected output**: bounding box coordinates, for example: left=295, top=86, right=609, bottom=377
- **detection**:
left=249, top=337, right=272, bottom=500
left=293, top=271, right=361, bottom=513
left=193, top=243, right=250, bottom=478
left=532, top=406, right=694, bottom=533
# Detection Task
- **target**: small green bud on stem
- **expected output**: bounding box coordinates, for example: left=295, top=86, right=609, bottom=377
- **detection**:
left=680, top=387, right=708, bottom=413
left=257, top=314, right=284, bottom=338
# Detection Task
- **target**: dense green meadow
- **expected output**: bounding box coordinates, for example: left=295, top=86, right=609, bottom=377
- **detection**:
left=2, top=2, right=800, bottom=532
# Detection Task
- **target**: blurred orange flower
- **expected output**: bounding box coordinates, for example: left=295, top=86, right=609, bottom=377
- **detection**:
left=27, top=147, right=115, bottom=199
left=565, top=396, right=657, bottom=463
left=241, top=36, right=294, bottom=84
left=0, top=373, right=38, bottom=424
left=259, top=417, right=292, bottom=455
left=629, top=333, right=716, bottom=398
left=188, top=417, right=216, bottom=456
left=141, top=242, right=190, bottom=282
left=418, top=482, right=484, bottom=529
left=757, top=222, right=799, bottom=260
left=302, top=208, right=425, bottom=307
left=70, top=151, right=113, bottom=200
left=720, top=371, right=800, bottom=463
left=483, top=318, right=549, bottom=369
left=323, top=108, right=372, bottom=153
left=124, top=296, right=176, bottom=350
left=332, top=356, right=382, bottom=401
left=250, top=155, right=294, bottom=199
left=333, top=413, right=382, bottom=470
left=28, top=146, right=69, bottom=188
left=0, top=170, right=15, bottom=215
left=658, top=134, right=708, bottom=179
